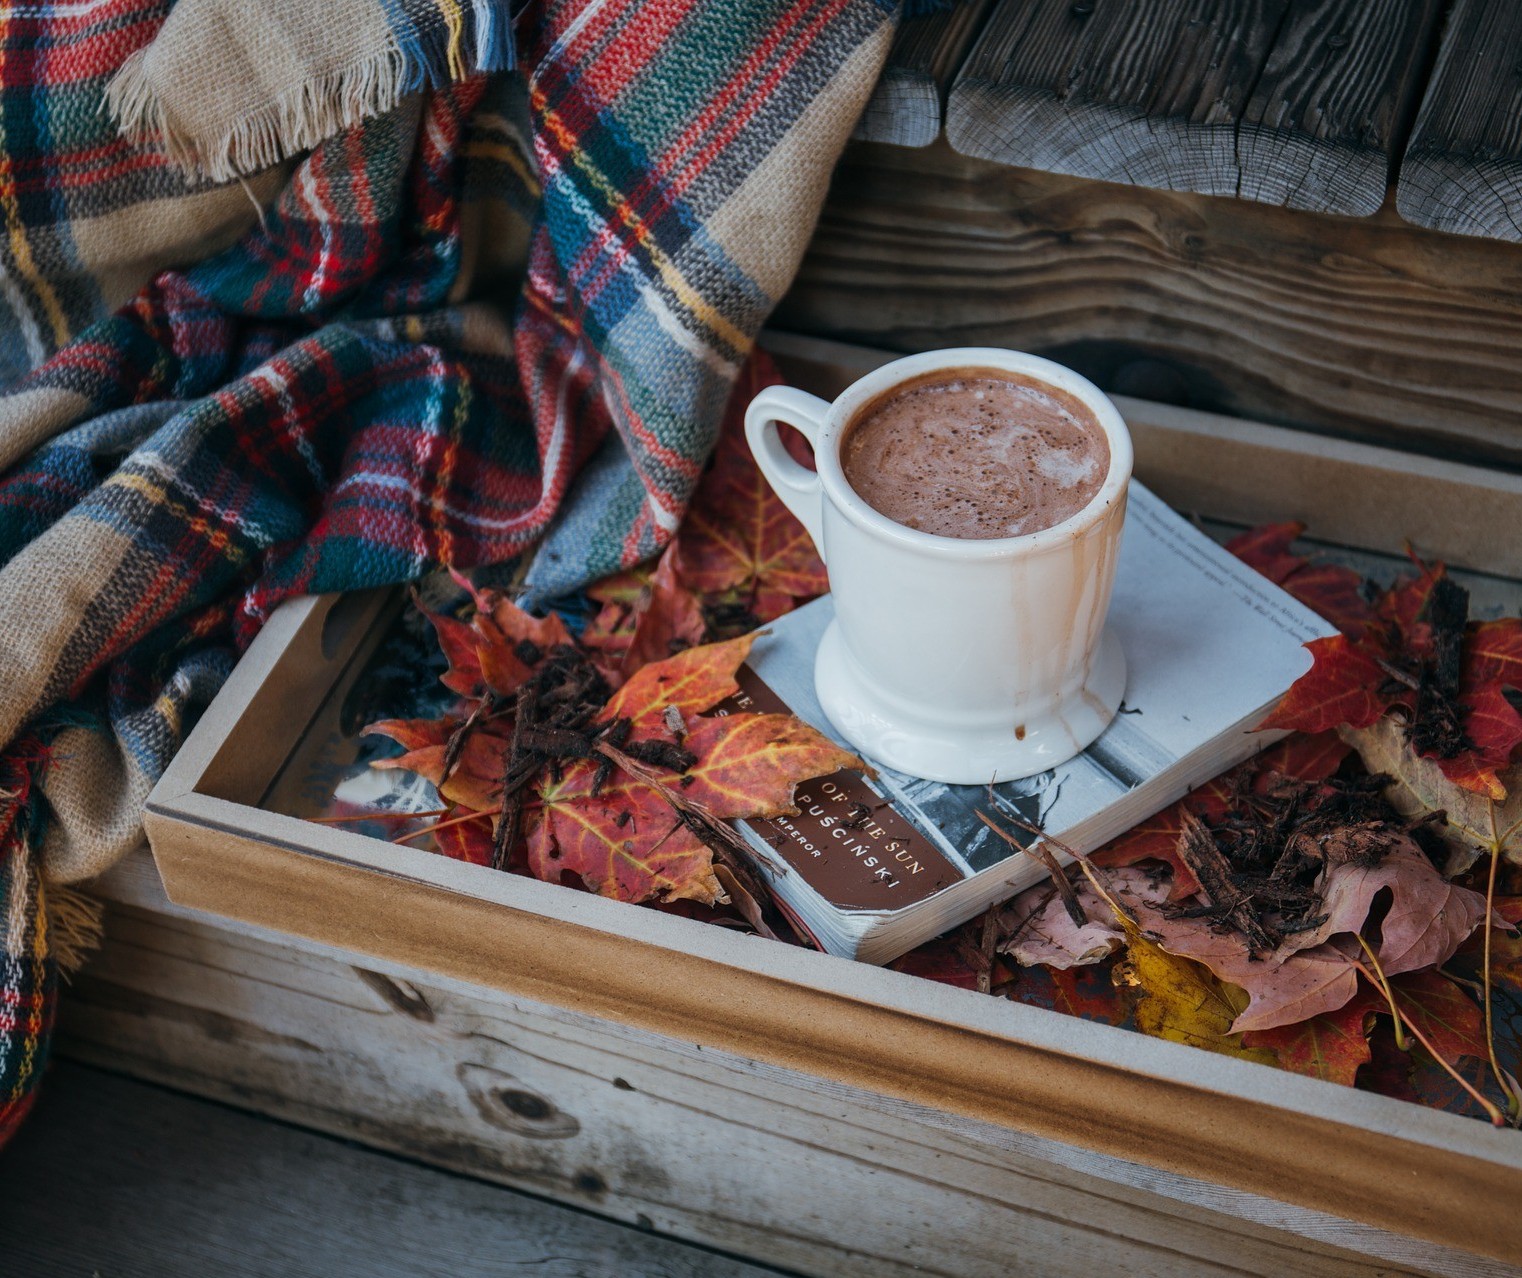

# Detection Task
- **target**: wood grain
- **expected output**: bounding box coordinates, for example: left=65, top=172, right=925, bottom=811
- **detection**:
left=1238, top=0, right=1444, bottom=215
left=1396, top=0, right=1522, bottom=241
left=776, top=139, right=1522, bottom=467
left=52, top=852, right=1511, bottom=1278
left=947, top=0, right=1443, bottom=215
left=854, top=0, right=995, bottom=147
left=947, top=0, right=1286, bottom=196
left=0, top=1062, right=768, bottom=1278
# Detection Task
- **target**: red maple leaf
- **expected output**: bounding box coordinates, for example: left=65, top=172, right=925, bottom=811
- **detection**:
left=1227, top=523, right=1375, bottom=639
left=671, top=352, right=828, bottom=625
left=1239, top=527, right=1522, bottom=796
left=1257, top=634, right=1390, bottom=734
left=370, top=590, right=861, bottom=911
left=581, top=544, right=706, bottom=685
left=529, top=638, right=860, bottom=905
left=1242, top=981, right=1383, bottom=1086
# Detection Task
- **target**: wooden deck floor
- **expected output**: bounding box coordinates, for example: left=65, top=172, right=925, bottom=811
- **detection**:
left=0, top=1062, right=788, bottom=1278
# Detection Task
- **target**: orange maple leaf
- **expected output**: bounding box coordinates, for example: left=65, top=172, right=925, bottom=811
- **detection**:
left=530, top=638, right=860, bottom=906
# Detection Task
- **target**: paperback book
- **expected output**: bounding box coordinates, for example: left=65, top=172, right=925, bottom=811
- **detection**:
left=721, top=481, right=1337, bottom=964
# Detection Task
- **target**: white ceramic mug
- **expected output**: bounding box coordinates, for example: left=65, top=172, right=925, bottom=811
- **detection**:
left=746, top=348, right=1132, bottom=784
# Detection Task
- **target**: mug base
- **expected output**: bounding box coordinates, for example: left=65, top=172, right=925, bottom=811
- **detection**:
left=814, top=623, right=1127, bottom=785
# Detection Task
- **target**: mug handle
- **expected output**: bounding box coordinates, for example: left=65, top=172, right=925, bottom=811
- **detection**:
left=745, top=386, right=830, bottom=561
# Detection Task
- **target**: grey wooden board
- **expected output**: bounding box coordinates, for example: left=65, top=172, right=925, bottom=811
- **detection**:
left=1396, top=0, right=1522, bottom=240
left=854, top=0, right=996, bottom=147
left=0, top=1062, right=784, bottom=1278
left=947, top=0, right=1443, bottom=214
left=1237, top=0, right=1445, bottom=215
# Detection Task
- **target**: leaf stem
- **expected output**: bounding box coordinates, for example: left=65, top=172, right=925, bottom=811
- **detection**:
left=1355, top=935, right=1408, bottom=1051
left=1352, top=958, right=1506, bottom=1127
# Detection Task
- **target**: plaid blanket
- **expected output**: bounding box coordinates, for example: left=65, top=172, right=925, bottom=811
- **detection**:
left=0, top=0, right=891, bottom=1142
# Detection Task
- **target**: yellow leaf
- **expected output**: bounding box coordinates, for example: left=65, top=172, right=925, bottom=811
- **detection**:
left=1115, top=934, right=1277, bottom=1066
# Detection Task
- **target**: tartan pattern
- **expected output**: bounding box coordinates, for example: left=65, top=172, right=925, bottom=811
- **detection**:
left=0, top=0, right=211, bottom=380
left=0, top=0, right=892, bottom=1145
left=519, top=0, right=893, bottom=599
left=0, top=737, right=57, bottom=1140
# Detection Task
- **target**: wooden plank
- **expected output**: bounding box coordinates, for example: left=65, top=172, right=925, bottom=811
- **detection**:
left=778, top=139, right=1522, bottom=467
left=0, top=1061, right=772, bottom=1278
left=1238, top=0, right=1445, bottom=215
left=946, top=0, right=1286, bottom=196
left=947, top=0, right=1442, bottom=215
left=854, top=0, right=995, bottom=147
left=51, top=851, right=1512, bottom=1278
left=1396, top=0, right=1522, bottom=241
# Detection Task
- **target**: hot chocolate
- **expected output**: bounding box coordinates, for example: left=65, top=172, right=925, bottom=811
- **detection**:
left=840, top=370, right=1110, bottom=539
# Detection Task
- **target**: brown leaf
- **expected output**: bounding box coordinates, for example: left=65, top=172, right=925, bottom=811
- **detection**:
left=1004, top=868, right=1167, bottom=969
left=1343, top=715, right=1522, bottom=871
left=1304, top=839, right=1490, bottom=978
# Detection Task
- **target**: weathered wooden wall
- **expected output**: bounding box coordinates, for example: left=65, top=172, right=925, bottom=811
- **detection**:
left=777, top=140, right=1522, bottom=468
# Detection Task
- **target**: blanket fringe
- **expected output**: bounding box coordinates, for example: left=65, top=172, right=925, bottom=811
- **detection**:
left=44, top=880, right=105, bottom=976
left=107, top=43, right=414, bottom=184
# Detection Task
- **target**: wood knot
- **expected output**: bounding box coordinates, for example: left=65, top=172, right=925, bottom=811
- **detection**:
left=457, top=1064, right=580, bottom=1139
left=353, top=968, right=435, bottom=1023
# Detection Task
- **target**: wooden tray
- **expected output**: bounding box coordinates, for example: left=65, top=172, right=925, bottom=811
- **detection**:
left=142, top=336, right=1522, bottom=1275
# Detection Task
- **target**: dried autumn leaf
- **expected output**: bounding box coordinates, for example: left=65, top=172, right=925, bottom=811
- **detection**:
left=1227, top=523, right=1376, bottom=638
left=1005, top=868, right=1168, bottom=969
left=366, top=719, right=513, bottom=811
left=1090, top=810, right=1203, bottom=899
left=526, top=636, right=865, bottom=907
left=422, top=574, right=574, bottom=700
left=1090, top=733, right=1348, bottom=899
left=1302, top=840, right=1490, bottom=978
left=451, top=568, right=574, bottom=654
left=527, top=782, right=722, bottom=906
left=672, top=353, right=828, bottom=622
left=1008, top=840, right=1486, bottom=1033
left=1259, top=634, right=1391, bottom=734
left=1255, top=730, right=1354, bottom=783
left=1242, top=983, right=1383, bottom=1086
left=1390, top=970, right=1488, bottom=1068
left=583, top=546, right=705, bottom=684
left=1481, top=899, right=1522, bottom=995
left=434, top=815, right=495, bottom=866
left=1012, top=960, right=1134, bottom=1028
left=603, top=632, right=760, bottom=725
left=1342, top=715, right=1522, bottom=871
left=677, top=714, right=861, bottom=817
left=364, top=716, right=452, bottom=778
left=1115, top=935, right=1277, bottom=1065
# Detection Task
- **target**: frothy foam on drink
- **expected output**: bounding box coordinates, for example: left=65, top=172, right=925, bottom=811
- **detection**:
left=840, top=372, right=1109, bottom=540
